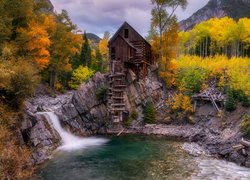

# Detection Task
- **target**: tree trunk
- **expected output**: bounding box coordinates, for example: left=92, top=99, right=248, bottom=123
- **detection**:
left=49, top=70, right=56, bottom=90
left=205, top=36, right=208, bottom=57
left=237, top=40, right=240, bottom=57
left=200, top=41, right=202, bottom=58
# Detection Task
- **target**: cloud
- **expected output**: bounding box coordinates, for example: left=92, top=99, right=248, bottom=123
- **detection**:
left=50, top=0, right=209, bottom=37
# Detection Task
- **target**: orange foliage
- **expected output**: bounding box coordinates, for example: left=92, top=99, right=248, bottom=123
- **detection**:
left=168, top=93, right=193, bottom=113
left=151, top=23, right=179, bottom=87
left=17, top=15, right=56, bottom=69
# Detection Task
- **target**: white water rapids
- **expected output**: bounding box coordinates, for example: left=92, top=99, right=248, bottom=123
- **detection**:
left=38, top=112, right=108, bottom=151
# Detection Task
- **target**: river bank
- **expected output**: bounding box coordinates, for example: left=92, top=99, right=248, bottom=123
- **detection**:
left=105, top=108, right=250, bottom=168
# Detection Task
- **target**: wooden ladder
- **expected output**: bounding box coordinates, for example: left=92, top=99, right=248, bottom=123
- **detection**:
left=108, top=73, right=126, bottom=123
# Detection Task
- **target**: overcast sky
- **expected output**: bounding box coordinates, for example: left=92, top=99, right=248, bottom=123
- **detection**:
left=50, top=0, right=209, bottom=37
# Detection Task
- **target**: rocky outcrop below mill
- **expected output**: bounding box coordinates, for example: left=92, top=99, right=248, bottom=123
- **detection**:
left=21, top=69, right=164, bottom=164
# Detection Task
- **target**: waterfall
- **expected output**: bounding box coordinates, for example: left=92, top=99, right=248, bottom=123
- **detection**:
left=38, top=112, right=109, bottom=151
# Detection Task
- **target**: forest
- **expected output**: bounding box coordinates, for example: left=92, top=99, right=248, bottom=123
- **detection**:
left=179, top=17, right=250, bottom=57
left=0, top=0, right=250, bottom=179
left=0, top=0, right=108, bottom=178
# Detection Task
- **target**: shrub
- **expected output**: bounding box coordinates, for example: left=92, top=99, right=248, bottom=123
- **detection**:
left=143, top=102, right=156, bottom=124
left=124, top=109, right=138, bottom=127
left=240, top=114, right=250, bottom=137
left=55, top=82, right=64, bottom=93
left=124, top=117, right=133, bottom=127
left=130, top=109, right=138, bottom=120
left=0, top=104, right=34, bottom=179
left=0, top=60, right=40, bottom=107
left=225, top=89, right=237, bottom=112
left=96, top=86, right=107, bottom=102
left=69, top=66, right=94, bottom=89
left=168, top=93, right=193, bottom=113
left=167, top=93, right=193, bottom=122
left=232, top=89, right=250, bottom=107
left=241, top=95, right=250, bottom=107
left=178, top=67, right=208, bottom=94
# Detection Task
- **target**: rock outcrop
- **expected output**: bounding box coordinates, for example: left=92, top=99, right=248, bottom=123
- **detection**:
left=179, top=0, right=250, bottom=31
left=21, top=113, right=60, bottom=164
left=22, top=70, right=164, bottom=164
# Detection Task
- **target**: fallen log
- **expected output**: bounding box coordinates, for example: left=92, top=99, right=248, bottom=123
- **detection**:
left=241, top=138, right=250, bottom=148
left=233, top=144, right=245, bottom=150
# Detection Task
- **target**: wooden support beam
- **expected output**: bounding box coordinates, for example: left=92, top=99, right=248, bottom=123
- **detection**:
left=209, top=94, right=220, bottom=112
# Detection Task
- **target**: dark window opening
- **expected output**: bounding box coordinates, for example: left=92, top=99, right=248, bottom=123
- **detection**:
left=124, top=29, right=129, bottom=38
left=111, top=47, right=116, bottom=60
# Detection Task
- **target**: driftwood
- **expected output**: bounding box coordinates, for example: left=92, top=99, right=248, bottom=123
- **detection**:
left=233, top=144, right=245, bottom=150
left=117, top=128, right=125, bottom=136
left=193, top=100, right=197, bottom=112
left=241, top=138, right=250, bottom=148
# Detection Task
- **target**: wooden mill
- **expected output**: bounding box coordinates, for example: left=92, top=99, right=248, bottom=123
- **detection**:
left=108, top=22, right=154, bottom=123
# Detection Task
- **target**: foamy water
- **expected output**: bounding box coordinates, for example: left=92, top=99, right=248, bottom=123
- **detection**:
left=38, top=112, right=109, bottom=151
left=192, top=158, right=250, bottom=180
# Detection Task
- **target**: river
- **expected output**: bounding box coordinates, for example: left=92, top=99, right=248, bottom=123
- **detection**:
left=39, top=135, right=250, bottom=180
left=38, top=112, right=250, bottom=180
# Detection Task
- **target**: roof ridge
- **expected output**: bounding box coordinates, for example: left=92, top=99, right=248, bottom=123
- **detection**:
left=109, top=21, right=151, bottom=46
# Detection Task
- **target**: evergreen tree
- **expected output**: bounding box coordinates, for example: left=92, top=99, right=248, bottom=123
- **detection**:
left=225, top=89, right=237, bottom=112
left=90, top=48, right=103, bottom=72
left=96, top=48, right=103, bottom=72
left=143, top=102, right=156, bottom=124
left=80, top=31, right=92, bottom=67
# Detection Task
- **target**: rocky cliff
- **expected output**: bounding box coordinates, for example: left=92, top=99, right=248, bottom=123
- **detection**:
left=22, top=69, right=164, bottom=164
left=179, top=0, right=250, bottom=31
left=35, top=0, right=54, bottom=13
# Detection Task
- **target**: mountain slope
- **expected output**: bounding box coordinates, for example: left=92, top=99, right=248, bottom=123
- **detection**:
left=179, top=0, right=250, bottom=31
left=86, top=33, right=101, bottom=44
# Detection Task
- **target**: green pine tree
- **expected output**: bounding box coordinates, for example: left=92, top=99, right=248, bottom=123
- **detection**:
left=80, top=31, right=92, bottom=67
left=225, top=89, right=237, bottom=112
left=143, top=102, right=156, bottom=124
left=95, top=48, right=103, bottom=72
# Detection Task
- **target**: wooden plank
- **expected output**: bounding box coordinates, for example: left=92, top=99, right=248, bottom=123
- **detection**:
left=111, top=108, right=125, bottom=111
left=112, top=97, right=124, bottom=100
left=209, top=94, right=219, bottom=112
left=114, top=85, right=126, bottom=88
left=112, top=103, right=126, bottom=107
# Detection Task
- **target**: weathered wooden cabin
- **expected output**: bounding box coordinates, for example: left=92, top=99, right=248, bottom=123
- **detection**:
left=108, top=21, right=153, bottom=78
left=108, top=22, right=154, bottom=123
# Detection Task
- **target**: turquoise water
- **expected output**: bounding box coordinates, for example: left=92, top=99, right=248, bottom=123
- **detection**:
left=39, top=135, right=250, bottom=180
left=39, top=135, right=195, bottom=180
